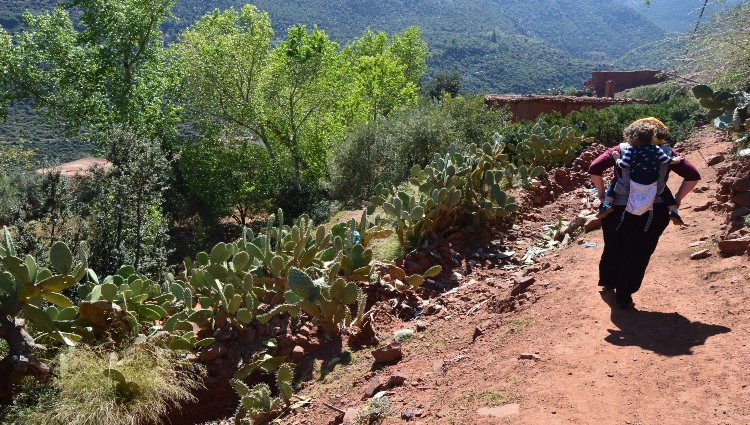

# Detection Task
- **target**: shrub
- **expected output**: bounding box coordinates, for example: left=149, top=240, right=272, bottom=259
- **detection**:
left=330, top=95, right=509, bottom=203
left=330, top=103, right=458, bottom=202
left=33, top=344, right=203, bottom=425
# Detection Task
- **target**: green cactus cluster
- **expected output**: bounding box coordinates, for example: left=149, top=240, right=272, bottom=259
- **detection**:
left=0, top=228, right=87, bottom=346
left=507, top=119, right=594, bottom=169
left=170, top=210, right=386, bottom=339
left=231, top=363, right=295, bottom=424
left=692, top=84, right=750, bottom=144
left=368, top=137, right=520, bottom=247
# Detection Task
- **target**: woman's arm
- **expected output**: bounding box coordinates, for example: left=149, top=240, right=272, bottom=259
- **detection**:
left=668, top=151, right=701, bottom=207
left=591, top=175, right=605, bottom=200
left=588, top=146, right=621, bottom=200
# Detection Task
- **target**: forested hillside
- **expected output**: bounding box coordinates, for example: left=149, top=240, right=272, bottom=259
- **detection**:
left=2, top=0, right=666, bottom=92
left=0, top=0, right=691, bottom=160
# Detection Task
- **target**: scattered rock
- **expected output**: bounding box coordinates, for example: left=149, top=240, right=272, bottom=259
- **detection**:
left=363, top=377, right=384, bottom=399
left=730, top=206, right=750, bottom=219
left=707, top=154, right=725, bottom=166
left=472, top=326, right=484, bottom=342
left=431, top=360, right=445, bottom=372
left=388, top=371, right=409, bottom=387
left=718, top=238, right=750, bottom=255
left=690, top=249, right=712, bottom=260
left=291, top=345, right=305, bottom=360
left=688, top=241, right=702, bottom=248
left=394, top=329, right=414, bottom=341
left=342, top=408, right=359, bottom=425
left=199, top=342, right=227, bottom=363
left=731, top=192, right=750, bottom=208
left=511, top=276, right=536, bottom=296
left=519, top=353, right=541, bottom=361
left=242, top=328, right=256, bottom=343
left=693, top=201, right=714, bottom=212
left=371, top=342, right=403, bottom=363
left=477, top=404, right=520, bottom=418
left=732, top=177, right=750, bottom=193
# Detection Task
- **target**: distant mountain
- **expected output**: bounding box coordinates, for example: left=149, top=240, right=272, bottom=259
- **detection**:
left=612, top=0, right=743, bottom=34
left=1, top=0, right=668, bottom=93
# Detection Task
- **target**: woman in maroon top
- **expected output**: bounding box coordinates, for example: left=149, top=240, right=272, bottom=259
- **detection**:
left=588, top=120, right=700, bottom=309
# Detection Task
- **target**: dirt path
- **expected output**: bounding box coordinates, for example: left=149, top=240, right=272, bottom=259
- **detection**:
left=280, top=133, right=750, bottom=425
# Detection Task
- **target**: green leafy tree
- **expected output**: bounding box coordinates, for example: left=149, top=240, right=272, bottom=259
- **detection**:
left=179, top=138, right=283, bottom=227
left=341, top=27, right=426, bottom=122
left=261, top=25, right=343, bottom=180
left=692, top=1, right=750, bottom=86
left=89, top=127, right=170, bottom=278
left=174, top=5, right=276, bottom=156
left=0, top=0, right=179, bottom=141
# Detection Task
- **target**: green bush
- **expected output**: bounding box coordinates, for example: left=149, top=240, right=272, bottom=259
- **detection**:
left=330, top=95, right=510, bottom=202
left=329, top=102, right=458, bottom=202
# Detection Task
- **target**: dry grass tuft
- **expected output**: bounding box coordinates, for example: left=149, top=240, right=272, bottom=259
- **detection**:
left=34, top=343, right=204, bottom=425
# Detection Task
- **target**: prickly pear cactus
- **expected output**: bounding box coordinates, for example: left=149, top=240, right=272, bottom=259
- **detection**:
left=369, top=136, right=519, bottom=247
left=508, top=119, right=594, bottom=169
left=692, top=84, right=750, bottom=144
left=231, top=362, right=296, bottom=424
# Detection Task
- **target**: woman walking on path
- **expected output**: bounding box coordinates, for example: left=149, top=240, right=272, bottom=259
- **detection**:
left=588, top=118, right=701, bottom=309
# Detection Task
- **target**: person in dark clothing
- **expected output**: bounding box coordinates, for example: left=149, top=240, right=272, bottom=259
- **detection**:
left=588, top=119, right=700, bottom=309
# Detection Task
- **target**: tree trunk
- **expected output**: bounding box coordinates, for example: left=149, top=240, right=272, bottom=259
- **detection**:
left=0, top=316, right=51, bottom=405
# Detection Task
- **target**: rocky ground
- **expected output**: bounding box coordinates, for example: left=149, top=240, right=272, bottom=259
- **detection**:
left=200, top=128, right=750, bottom=425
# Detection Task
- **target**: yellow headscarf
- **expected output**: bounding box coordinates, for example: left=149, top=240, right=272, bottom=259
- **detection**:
left=630, top=117, right=669, bottom=144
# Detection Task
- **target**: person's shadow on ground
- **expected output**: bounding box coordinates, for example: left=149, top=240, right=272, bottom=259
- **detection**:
left=599, top=290, right=731, bottom=356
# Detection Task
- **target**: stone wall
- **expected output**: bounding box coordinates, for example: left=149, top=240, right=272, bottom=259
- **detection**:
left=584, top=70, right=665, bottom=97
left=484, top=95, right=647, bottom=122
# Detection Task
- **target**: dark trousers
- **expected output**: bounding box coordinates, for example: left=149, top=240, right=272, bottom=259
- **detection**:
left=598, top=204, right=670, bottom=304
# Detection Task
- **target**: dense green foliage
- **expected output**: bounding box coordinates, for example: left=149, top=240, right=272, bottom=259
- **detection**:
left=329, top=95, right=511, bottom=202
left=499, top=85, right=702, bottom=148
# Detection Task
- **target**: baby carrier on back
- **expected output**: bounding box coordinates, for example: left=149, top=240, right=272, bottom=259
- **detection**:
left=611, top=143, right=672, bottom=216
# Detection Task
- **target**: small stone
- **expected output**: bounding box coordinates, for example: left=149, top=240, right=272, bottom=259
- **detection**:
left=707, top=154, right=725, bottom=166
left=688, top=241, right=702, bottom=248
left=732, top=177, right=750, bottom=192
left=690, top=249, right=712, bottom=260
left=291, top=345, right=305, bottom=360
left=511, top=276, right=536, bottom=296
left=416, top=321, right=427, bottom=332
left=199, top=342, right=227, bottom=363
left=242, top=328, right=256, bottom=343
left=280, top=335, right=296, bottom=347
left=431, top=360, right=445, bottom=372
left=472, top=326, right=484, bottom=342
left=718, top=238, right=750, bottom=255
left=363, top=377, right=384, bottom=399
left=477, top=404, right=520, bottom=418
left=518, top=353, right=540, bottom=361
left=342, top=408, right=359, bottom=424
left=371, top=342, right=403, bottom=363
left=394, top=329, right=414, bottom=341
left=388, top=371, right=409, bottom=386
left=584, top=217, right=602, bottom=232
left=607, top=373, right=614, bottom=377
